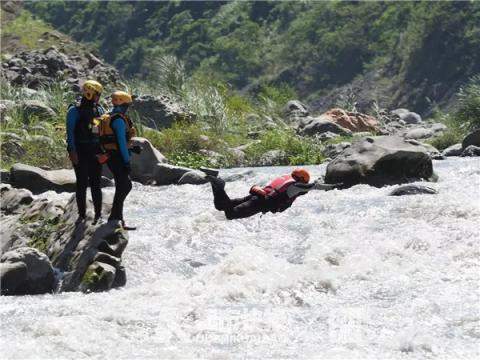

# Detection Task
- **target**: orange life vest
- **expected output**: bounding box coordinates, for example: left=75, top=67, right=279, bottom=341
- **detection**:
left=94, top=113, right=136, bottom=151
left=263, top=174, right=296, bottom=197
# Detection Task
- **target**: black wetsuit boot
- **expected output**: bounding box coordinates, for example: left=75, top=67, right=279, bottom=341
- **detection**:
left=73, top=144, right=103, bottom=219
left=107, top=152, right=132, bottom=222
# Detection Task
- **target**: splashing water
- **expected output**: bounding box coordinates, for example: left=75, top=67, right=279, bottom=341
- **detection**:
left=1, top=158, right=479, bottom=359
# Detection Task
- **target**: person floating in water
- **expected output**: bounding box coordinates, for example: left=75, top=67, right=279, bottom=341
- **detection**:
left=202, top=168, right=337, bottom=220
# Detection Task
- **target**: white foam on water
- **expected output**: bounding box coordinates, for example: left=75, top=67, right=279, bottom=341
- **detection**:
left=1, top=158, right=479, bottom=359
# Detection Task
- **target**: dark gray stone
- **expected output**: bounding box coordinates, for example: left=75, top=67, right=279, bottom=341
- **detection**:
left=389, top=184, right=438, bottom=196
left=462, top=129, right=480, bottom=149
left=177, top=170, right=208, bottom=185
left=0, top=247, right=55, bottom=295
left=0, top=262, right=27, bottom=295
left=460, top=145, right=480, bottom=157
left=153, top=163, right=193, bottom=186
left=442, top=143, right=463, bottom=157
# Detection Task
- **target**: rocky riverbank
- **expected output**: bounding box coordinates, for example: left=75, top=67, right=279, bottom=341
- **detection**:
left=0, top=184, right=129, bottom=295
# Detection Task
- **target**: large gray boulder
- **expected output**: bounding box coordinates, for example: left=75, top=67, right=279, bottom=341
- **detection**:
left=325, top=136, right=436, bottom=187
left=0, top=188, right=130, bottom=294
left=462, top=129, right=480, bottom=149
left=129, top=137, right=166, bottom=184
left=132, top=94, right=194, bottom=129
left=0, top=247, right=55, bottom=295
left=10, top=163, right=112, bottom=194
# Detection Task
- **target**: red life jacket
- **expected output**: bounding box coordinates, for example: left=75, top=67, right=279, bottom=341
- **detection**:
left=263, top=174, right=296, bottom=197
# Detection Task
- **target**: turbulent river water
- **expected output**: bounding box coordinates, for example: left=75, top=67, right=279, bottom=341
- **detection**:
left=1, top=158, right=479, bottom=359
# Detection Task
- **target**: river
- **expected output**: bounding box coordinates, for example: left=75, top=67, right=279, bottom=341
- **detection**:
left=1, top=158, right=479, bottom=359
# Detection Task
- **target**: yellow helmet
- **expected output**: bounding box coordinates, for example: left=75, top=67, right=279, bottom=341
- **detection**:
left=82, top=80, right=103, bottom=100
left=111, top=91, right=133, bottom=106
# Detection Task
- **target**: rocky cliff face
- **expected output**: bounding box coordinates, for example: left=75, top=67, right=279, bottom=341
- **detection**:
left=0, top=184, right=129, bottom=295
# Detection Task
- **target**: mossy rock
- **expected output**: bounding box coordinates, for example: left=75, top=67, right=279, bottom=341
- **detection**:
left=80, top=261, right=116, bottom=293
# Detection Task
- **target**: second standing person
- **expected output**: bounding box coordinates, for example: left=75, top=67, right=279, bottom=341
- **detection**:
left=98, top=91, right=136, bottom=230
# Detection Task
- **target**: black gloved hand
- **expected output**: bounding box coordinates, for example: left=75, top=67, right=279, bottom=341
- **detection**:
left=131, top=145, right=143, bottom=154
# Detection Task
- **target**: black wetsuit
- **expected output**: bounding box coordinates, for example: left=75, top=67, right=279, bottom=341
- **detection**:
left=105, top=110, right=133, bottom=222
left=67, top=99, right=104, bottom=219
left=106, top=151, right=132, bottom=222
left=211, top=184, right=298, bottom=220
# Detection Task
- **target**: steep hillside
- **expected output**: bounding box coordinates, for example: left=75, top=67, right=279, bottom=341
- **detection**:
left=27, top=1, right=480, bottom=114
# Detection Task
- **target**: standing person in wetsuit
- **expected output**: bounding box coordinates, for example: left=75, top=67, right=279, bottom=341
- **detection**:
left=66, top=80, right=105, bottom=224
left=205, top=168, right=316, bottom=220
left=99, top=91, right=136, bottom=229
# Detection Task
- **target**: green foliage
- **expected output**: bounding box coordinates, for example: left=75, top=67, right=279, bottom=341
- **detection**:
left=456, top=75, right=480, bottom=132
left=168, top=151, right=212, bottom=169
left=2, top=10, right=55, bottom=49
left=26, top=216, right=61, bottom=253
left=244, top=128, right=325, bottom=166
left=0, top=80, right=73, bottom=169
left=27, top=1, right=480, bottom=115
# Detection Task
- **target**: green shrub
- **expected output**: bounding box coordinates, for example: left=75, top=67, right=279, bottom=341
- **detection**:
left=2, top=10, right=55, bottom=49
left=244, top=128, right=325, bottom=166
left=456, top=75, right=480, bottom=132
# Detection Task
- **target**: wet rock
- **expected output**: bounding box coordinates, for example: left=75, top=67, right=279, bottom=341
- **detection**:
left=325, top=136, right=436, bottom=187
left=129, top=137, right=166, bottom=184
left=79, top=261, right=116, bottom=293
left=132, top=94, right=195, bottom=129
left=1, top=169, right=10, bottom=184
left=442, top=143, right=463, bottom=157
left=177, top=170, right=208, bottom=185
left=0, top=247, right=55, bottom=295
left=460, top=145, right=480, bottom=157
left=462, top=129, right=480, bottom=149
left=0, top=262, right=28, bottom=295
left=154, top=163, right=192, bottom=186
left=389, top=184, right=438, bottom=196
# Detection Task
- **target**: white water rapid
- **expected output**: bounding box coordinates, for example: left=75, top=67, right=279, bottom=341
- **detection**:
left=1, top=158, right=479, bottom=359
